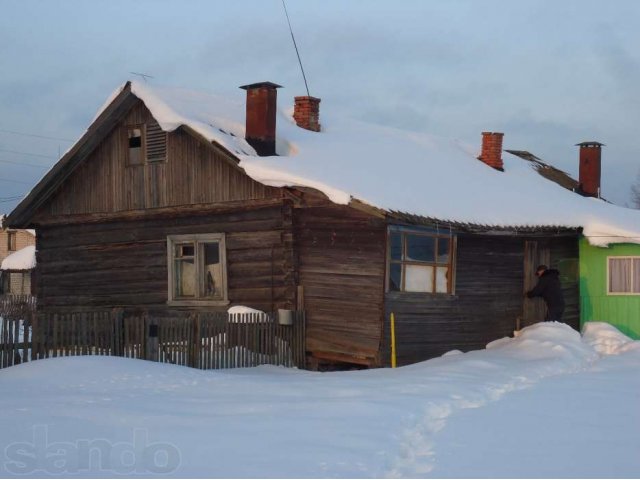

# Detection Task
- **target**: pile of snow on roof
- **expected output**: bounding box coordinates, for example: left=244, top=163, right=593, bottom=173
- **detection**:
left=1, top=245, right=36, bottom=271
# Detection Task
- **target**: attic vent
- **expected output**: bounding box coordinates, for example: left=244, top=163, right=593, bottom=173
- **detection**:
left=146, top=119, right=167, bottom=163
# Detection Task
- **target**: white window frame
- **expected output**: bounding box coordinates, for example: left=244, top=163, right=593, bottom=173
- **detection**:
left=386, top=227, right=457, bottom=295
left=606, top=256, right=640, bottom=296
left=167, top=233, right=229, bottom=306
left=126, top=124, right=145, bottom=167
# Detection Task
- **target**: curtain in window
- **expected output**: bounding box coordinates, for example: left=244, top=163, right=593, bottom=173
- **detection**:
left=634, top=258, right=640, bottom=294
left=609, top=258, right=631, bottom=293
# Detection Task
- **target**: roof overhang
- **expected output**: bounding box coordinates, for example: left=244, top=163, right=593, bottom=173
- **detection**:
left=6, top=82, right=138, bottom=228
left=5, top=83, right=249, bottom=229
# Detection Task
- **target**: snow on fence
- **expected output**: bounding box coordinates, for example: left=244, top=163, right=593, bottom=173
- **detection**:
left=0, top=305, right=305, bottom=370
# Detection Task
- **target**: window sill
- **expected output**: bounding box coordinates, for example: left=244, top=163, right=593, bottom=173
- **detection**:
left=386, top=290, right=458, bottom=299
left=167, top=299, right=231, bottom=307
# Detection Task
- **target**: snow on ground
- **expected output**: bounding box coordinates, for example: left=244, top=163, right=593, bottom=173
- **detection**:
left=0, top=322, right=638, bottom=478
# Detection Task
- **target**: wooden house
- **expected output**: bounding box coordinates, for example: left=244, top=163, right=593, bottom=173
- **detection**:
left=508, top=144, right=640, bottom=340
left=0, top=217, right=35, bottom=295
left=7, top=81, right=640, bottom=368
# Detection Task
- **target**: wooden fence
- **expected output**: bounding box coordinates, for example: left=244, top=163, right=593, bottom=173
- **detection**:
left=0, top=299, right=306, bottom=370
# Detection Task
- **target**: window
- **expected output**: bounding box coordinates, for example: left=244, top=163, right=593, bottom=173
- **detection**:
left=607, top=257, right=640, bottom=295
left=127, top=119, right=167, bottom=166
left=388, top=228, right=455, bottom=294
left=167, top=234, right=228, bottom=305
left=7, top=231, right=16, bottom=252
left=127, top=126, right=143, bottom=166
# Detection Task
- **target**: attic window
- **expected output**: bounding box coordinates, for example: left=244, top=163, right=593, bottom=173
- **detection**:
left=126, top=120, right=167, bottom=166
left=387, top=228, right=456, bottom=294
left=127, top=126, right=143, bottom=166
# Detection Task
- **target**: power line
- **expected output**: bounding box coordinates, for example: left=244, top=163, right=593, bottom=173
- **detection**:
left=0, top=128, right=74, bottom=143
left=0, top=197, right=24, bottom=203
left=0, top=158, right=49, bottom=169
left=0, top=148, right=57, bottom=160
left=282, top=0, right=311, bottom=97
left=0, top=177, right=33, bottom=185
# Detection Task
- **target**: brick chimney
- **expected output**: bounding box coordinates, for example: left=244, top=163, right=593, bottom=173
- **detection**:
left=478, top=132, right=504, bottom=171
left=239, top=81, right=282, bottom=156
left=577, top=141, right=604, bottom=198
left=293, top=96, right=321, bottom=132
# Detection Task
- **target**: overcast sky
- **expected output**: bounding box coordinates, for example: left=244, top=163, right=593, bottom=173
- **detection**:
left=2, top=0, right=640, bottom=213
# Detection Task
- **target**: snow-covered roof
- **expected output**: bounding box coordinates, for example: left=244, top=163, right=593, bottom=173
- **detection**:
left=81, top=81, right=640, bottom=246
left=1, top=245, right=36, bottom=271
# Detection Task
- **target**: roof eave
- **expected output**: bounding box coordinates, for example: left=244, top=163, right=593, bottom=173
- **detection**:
left=6, top=82, right=137, bottom=228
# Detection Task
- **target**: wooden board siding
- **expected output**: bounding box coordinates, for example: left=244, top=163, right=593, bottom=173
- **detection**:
left=295, top=205, right=386, bottom=366
left=549, top=236, right=580, bottom=331
left=38, top=100, right=279, bottom=218
left=384, top=235, right=525, bottom=366
left=523, top=240, right=551, bottom=327
left=35, top=204, right=296, bottom=313
left=383, top=234, right=580, bottom=366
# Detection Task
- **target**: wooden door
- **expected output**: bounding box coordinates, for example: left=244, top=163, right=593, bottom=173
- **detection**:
left=522, top=240, right=550, bottom=328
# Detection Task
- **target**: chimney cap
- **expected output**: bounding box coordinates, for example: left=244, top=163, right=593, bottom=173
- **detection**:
left=575, top=141, right=605, bottom=147
left=239, top=81, right=282, bottom=91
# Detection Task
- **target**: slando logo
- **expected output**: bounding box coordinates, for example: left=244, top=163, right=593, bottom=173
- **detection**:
left=4, top=425, right=181, bottom=475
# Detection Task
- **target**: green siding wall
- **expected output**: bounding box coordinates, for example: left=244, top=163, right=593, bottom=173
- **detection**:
left=579, top=238, right=640, bottom=339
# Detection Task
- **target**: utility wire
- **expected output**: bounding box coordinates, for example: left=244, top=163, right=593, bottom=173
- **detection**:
left=0, top=177, right=33, bottom=185
left=0, top=158, right=49, bottom=169
left=0, top=148, right=57, bottom=160
left=0, top=197, right=24, bottom=203
left=0, top=128, right=73, bottom=143
left=282, top=0, right=311, bottom=97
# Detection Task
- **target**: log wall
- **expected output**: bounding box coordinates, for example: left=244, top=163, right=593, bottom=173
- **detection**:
left=383, top=233, right=580, bottom=366
left=384, top=235, right=524, bottom=366
left=36, top=204, right=296, bottom=313
left=295, top=206, right=386, bottom=366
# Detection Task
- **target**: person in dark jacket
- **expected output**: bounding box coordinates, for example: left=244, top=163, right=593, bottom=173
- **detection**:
left=526, top=265, right=565, bottom=321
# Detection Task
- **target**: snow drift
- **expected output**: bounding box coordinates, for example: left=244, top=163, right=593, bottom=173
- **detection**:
left=2, top=322, right=638, bottom=478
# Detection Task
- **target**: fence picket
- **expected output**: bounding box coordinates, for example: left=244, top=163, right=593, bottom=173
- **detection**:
left=1, top=302, right=305, bottom=371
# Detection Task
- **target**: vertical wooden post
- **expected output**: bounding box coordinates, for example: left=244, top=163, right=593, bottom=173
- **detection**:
left=390, top=312, right=397, bottom=368
left=113, top=309, right=124, bottom=357
left=192, top=314, right=201, bottom=369
left=52, top=314, right=59, bottom=358
left=22, top=312, right=31, bottom=363
left=1, top=318, right=8, bottom=368
left=145, top=314, right=159, bottom=362
left=1, top=318, right=7, bottom=368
